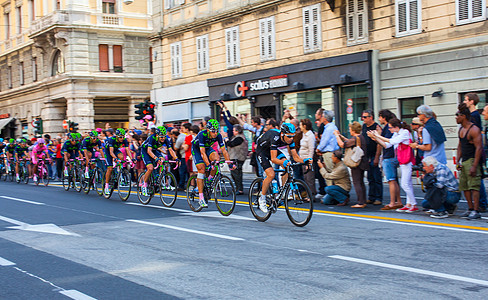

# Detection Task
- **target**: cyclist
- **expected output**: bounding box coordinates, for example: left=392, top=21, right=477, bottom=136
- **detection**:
left=5, top=138, right=16, bottom=167
left=191, top=119, right=235, bottom=208
left=140, top=126, right=179, bottom=196
left=82, top=130, right=104, bottom=178
left=31, top=138, right=49, bottom=183
left=62, top=133, right=83, bottom=177
left=104, top=128, right=132, bottom=195
left=15, top=139, right=30, bottom=181
left=255, top=122, right=312, bottom=213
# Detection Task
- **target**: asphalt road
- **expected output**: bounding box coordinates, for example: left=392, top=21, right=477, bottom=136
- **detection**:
left=1, top=177, right=488, bottom=299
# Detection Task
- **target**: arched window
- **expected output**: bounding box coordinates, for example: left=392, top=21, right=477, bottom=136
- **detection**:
left=52, top=50, right=65, bottom=76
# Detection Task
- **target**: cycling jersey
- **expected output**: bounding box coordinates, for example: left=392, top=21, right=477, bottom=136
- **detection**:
left=82, top=137, right=102, bottom=152
left=15, top=145, right=29, bottom=157
left=191, top=130, right=224, bottom=150
left=256, top=129, right=295, bottom=154
left=6, top=144, right=16, bottom=154
left=142, top=134, right=172, bottom=150
left=32, top=144, right=48, bottom=156
left=62, top=140, right=81, bottom=154
left=105, top=136, right=129, bottom=151
left=0, top=143, right=5, bottom=154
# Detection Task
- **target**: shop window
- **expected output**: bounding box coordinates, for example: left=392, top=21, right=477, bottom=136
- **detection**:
left=225, top=26, right=240, bottom=69
left=339, top=85, right=369, bottom=135
left=52, top=50, right=65, bottom=76
left=399, top=96, right=423, bottom=124
left=196, top=34, right=209, bottom=74
left=396, top=0, right=421, bottom=37
left=303, top=3, right=322, bottom=53
left=259, top=16, right=276, bottom=61
left=171, top=41, right=182, bottom=79
left=456, top=0, right=486, bottom=25
left=346, top=0, right=368, bottom=46
left=102, top=0, right=116, bottom=14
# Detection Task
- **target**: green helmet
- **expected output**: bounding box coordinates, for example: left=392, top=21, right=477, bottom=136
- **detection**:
left=155, top=126, right=166, bottom=137
left=20, top=139, right=27, bottom=144
left=206, top=119, right=220, bottom=132
left=69, top=133, right=77, bottom=140
left=76, top=133, right=82, bottom=140
left=9, top=138, right=15, bottom=144
left=115, top=128, right=125, bottom=137
left=89, top=130, right=98, bottom=138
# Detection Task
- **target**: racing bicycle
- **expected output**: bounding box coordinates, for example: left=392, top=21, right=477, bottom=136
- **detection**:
left=137, top=159, right=178, bottom=206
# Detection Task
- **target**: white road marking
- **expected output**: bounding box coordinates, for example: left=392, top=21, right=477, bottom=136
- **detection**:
left=0, top=256, right=16, bottom=266
left=0, top=196, right=45, bottom=205
left=329, top=255, right=488, bottom=286
left=180, top=211, right=256, bottom=221
left=125, top=202, right=188, bottom=213
left=127, top=219, right=245, bottom=241
left=315, top=213, right=488, bottom=234
left=60, top=290, right=98, bottom=300
left=0, top=215, right=80, bottom=236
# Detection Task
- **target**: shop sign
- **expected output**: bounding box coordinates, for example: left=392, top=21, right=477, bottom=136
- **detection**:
left=234, top=75, right=288, bottom=97
left=0, top=113, right=10, bottom=119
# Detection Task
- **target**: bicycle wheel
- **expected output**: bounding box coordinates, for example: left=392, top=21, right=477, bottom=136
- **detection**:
left=137, top=172, right=153, bottom=205
left=117, top=169, right=132, bottom=201
left=42, top=166, right=50, bottom=187
left=22, top=165, right=29, bottom=184
left=94, top=168, right=104, bottom=196
left=214, top=175, right=236, bottom=216
left=248, top=178, right=272, bottom=222
left=62, top=172, right=70, bottom=191
left=16, top=168, right=21, bottom=184
left=159, top=172, right=178, bottom=207
left=186, top=175, right=203, bottom=212
left=74, top=167, right=83, bottom=192
left=83, top=171, right=91, bottom=194
left=284, top=179, right=313, bottom=227
left=34, top=168, right=40, bottom=186
left=103, top=176, right=115, bottom=199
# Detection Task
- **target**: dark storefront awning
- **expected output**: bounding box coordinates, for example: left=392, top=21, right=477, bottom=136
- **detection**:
left=0, top=118, right=13, bottom=131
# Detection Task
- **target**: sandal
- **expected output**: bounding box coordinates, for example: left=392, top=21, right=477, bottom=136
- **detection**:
left=351, top=204, right=367, bottom=208
left=381, top=205, right=396, bottom=210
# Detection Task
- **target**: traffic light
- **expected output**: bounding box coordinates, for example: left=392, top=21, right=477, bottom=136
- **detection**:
left=69, top=121, right=79, bottom=133
left=134, top=102, right=145, bottom=120
left=147, top=102, right=156, bottom=117
left=33, top=118, right=43, bottom=135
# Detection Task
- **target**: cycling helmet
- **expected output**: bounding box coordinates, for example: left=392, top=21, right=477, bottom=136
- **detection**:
left=75, top=133, right=82, bottom=140
left=280, top=122, right=296, bottom=134
left=88, top=130, right=98, bottom=138
left=0, top=138, right=3, bottom=143
left=115, top=128, right=125, bottom=137
left=155, top=126, right=167, bottom=137
left=206, top=119, right=220, bottom=132
left=16, top=138, right=22, bottom=143
left=9, top=138, right=15, bottom=144
left=69, top=133, right=77, bottom=140
left=37, top=138, right=45, bottom=144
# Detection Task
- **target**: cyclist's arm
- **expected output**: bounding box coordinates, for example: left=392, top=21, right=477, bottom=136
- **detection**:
left=270, top=149, right=284, bottom=166
left=147, top=147, right=158, bottom=160
left=109, top=147, right=117, bottom=159
left=220, top=146, right=231, bottom=162
left=289, top=147, right=304, bottom=164
left=168, top=147, right=178, bottom=161
left=14, top=152, right=18, bottom=161
left=200, top=146, right=210, bottom=165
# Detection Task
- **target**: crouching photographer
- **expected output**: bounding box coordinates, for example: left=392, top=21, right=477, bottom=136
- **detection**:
left=421, top=156, right=461, bottom=219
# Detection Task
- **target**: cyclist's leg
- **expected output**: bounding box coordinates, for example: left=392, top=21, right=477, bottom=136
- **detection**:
left=208, top=149, right=220, bottom=178
left=141, top=149, right=154, bottom=184
left=192, top=146, right=208, bottom=207
left=276, top=150, right=288, bottom=184
left=85, top=151, right=92, bottom=176
left=104, top=150, right=114, bottom=189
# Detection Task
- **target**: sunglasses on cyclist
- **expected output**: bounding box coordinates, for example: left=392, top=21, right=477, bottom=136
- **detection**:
left=285, top=134, right=295, bottom=138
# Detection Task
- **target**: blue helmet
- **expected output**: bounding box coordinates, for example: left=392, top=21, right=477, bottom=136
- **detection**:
left=280, top=122, right=296, bottom=134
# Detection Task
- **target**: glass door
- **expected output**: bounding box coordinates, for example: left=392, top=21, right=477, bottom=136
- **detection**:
left=339, top=84, right=369, bottom=137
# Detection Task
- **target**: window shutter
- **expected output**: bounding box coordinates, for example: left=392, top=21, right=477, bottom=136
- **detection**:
left=458, top=0, right=469, bottom=21
left=347, top=0, right=368, bottom=44
left=259, top=17, right=275, bottom=61
left=203, top=35, right=209, bottom=72
left=196, top=37, right=202, bottom=71
left=303, top=7, right=311, bottom=51
left=311, top=5, right=321, bottom=49
left=171, top=43, right=176, bottom=76
left=472, top=0, right=483, bottom=18
left=232, top=28, right=240, bottom=67
left=164, top=0, right=170, bottom=10
left=225, top=29, right=232, bottom=67
left=113, top=45, right=123, bottom=71
left=99, top=44, right=109, bottom=72
left=267, top=17, right=275, bottom=59
left=457, top=0, right=486, bottom=24
left=357, top=0, right=365, bottom=39
left=259, top=19, right=266, bottom=58
left=409, top=0, right=419, bottom=30
left=398, top=1, right=407, bottom=33
left=171, top=42, right=181, bottom=78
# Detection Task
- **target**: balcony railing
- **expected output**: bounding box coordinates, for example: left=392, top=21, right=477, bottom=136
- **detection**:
left=29, top=11, right=70, bottom=36
left=102, top=15, right=120, bottom=26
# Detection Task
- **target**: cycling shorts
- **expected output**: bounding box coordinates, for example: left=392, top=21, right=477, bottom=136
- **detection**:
left=141, top=148, right=163, bottom=166
left=256, top=149, right=286, bottom=171
left=104, top=149, right=122, bottom=167
left=191, top=146, right=216, bottom=166
left=31, top=153, right=46, bottom=165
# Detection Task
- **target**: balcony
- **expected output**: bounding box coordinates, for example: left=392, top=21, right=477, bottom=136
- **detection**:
left=101, top=15, right=120, bottom=26
left=29, top=11, right=70, bottom=37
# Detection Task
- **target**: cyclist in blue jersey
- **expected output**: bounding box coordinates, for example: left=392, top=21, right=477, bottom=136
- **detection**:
left=140, top=126, right=179, bottom=196
left=62, top=133, right=83, bottom=176
left=104, top=128, right=132, bottom=195
left=5, top=138, right=16, bottom=164
left=255, top=122, right=312, bottom=213
left=14, top=139, right=30, bottom=180
left=82, top=130, right=104, bottom=178
left=191, top=119, right=235, bottom=208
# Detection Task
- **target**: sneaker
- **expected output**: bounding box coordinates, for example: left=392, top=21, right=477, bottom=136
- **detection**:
left=447, top=204, right=458, bottom=215
left=16, top=174, right=20, bottom=181
left=430, top=211, right=449, bottom=219
left=64, top=169, right=69, bottom=177
left=396, top=206, right=410, bottom=212
left=405, top=206, right=419, bottom=213
left=460, top=210, right=473, bottom=219
left=199, top=198, right=208, bottom=208
left=373, top=200, right=382, bottom=205
left=85, top=171, right=90, bottom=178
left=104, top=185, right=110, bottom=195
left=142, top=186, right=149, bottom=197
left=425, top=209, right=436, bottom=215
left=467, top=210, right=481, bottom=220
left=258, top=197, right=268, bottom=213
left=315, top=193, right=324, bottom=200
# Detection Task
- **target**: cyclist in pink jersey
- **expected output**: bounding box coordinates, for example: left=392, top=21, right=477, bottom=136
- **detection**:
left=32, top=138, right=49, bottom=183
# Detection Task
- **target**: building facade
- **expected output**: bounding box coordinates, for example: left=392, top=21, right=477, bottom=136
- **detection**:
left=0, top=0, right=153, bottom=138
left=151, top=0, right=487, bottom=149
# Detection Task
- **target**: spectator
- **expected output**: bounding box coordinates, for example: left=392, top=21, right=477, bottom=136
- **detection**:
left=299, top=118, right=316, bottom=198
left=370, top=117, right=417, bottom=212
left=238, top=115, right=265, bottom=177
left=421, top=156, right=461, bottom=219
left=313, top=108, right=327, bottom=200
left=226, top=124, right=248, bottom=195
left=217, top=101, right=239, bottom=139
left=316, top=110, right=340, bottom=185
left=317, top=150, right=351, bottom=205
left=456, top=103, right=483, bottom=220
left=410, top=117, right=424, bottom=166
left=360, top=109, right=383, bottom=205
left=411, top=105, right=447, bottom=164
left=335, top=121, right=369, bottom=207
left=55, top=137, right=63, bottom=180
left=183, top=125, right=200, bottom=178
left=175, top=123, right=191, bottom=190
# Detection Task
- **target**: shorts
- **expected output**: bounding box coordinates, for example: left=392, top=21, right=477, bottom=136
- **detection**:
left=192, top=146, right=216, bottom=166
left=84, top=149, right=96, bottom=158
left=15, top=154, right=27, bottom=163
left=459, top=158, right=481, bottom=191
left=63, top=151, right=79, bottom=160
left=105, top=149, right=121, bottom=167
left=383, top=157, right=399, bottom=181
left=256, top=149, right=286, bottom=171
left=141, top=148, right=163, bottom=166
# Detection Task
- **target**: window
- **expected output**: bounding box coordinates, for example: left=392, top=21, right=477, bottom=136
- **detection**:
left=259, top=16, right=276, bottom=61
left=164, top=0, right=184, bottom=10
left=170, top=41, right=182, bottom=79
left=99, top=44, right=109, bottom=71
left=399, top=97, right=423, bottom=124
left=196, top=35, right=209, bottom=74
left=55, top=0, right=60, bottom=10
left=303, top=4, right=322, bottom=53
left=99, top=44, right=123, bottom=72
left=346, top=0, right=368, bottom=45
left=113, top=45, right=123, bottom=73
left=28, top=0, right=35, bottom=23
left=396, top=0, right=421, bottom=36
left=19, top=62, right=24, bottom=85
left=225, top=26, right=240, bottom=68
left=32, top=58, right=37, bottom=82
left=52, top=50, right=65, bottom=76
left=7, top=66, right=12, bottom=89
left=456, top=0, right=486, bottom=25
left=4, top=12, right=10, bottom=39
left=102, top=0, right=116, bottom=14
left=16, top=6, right=21, bottom=34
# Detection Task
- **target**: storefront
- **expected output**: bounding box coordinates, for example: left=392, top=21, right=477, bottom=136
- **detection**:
left=207, top=51, right=374, bottom=135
